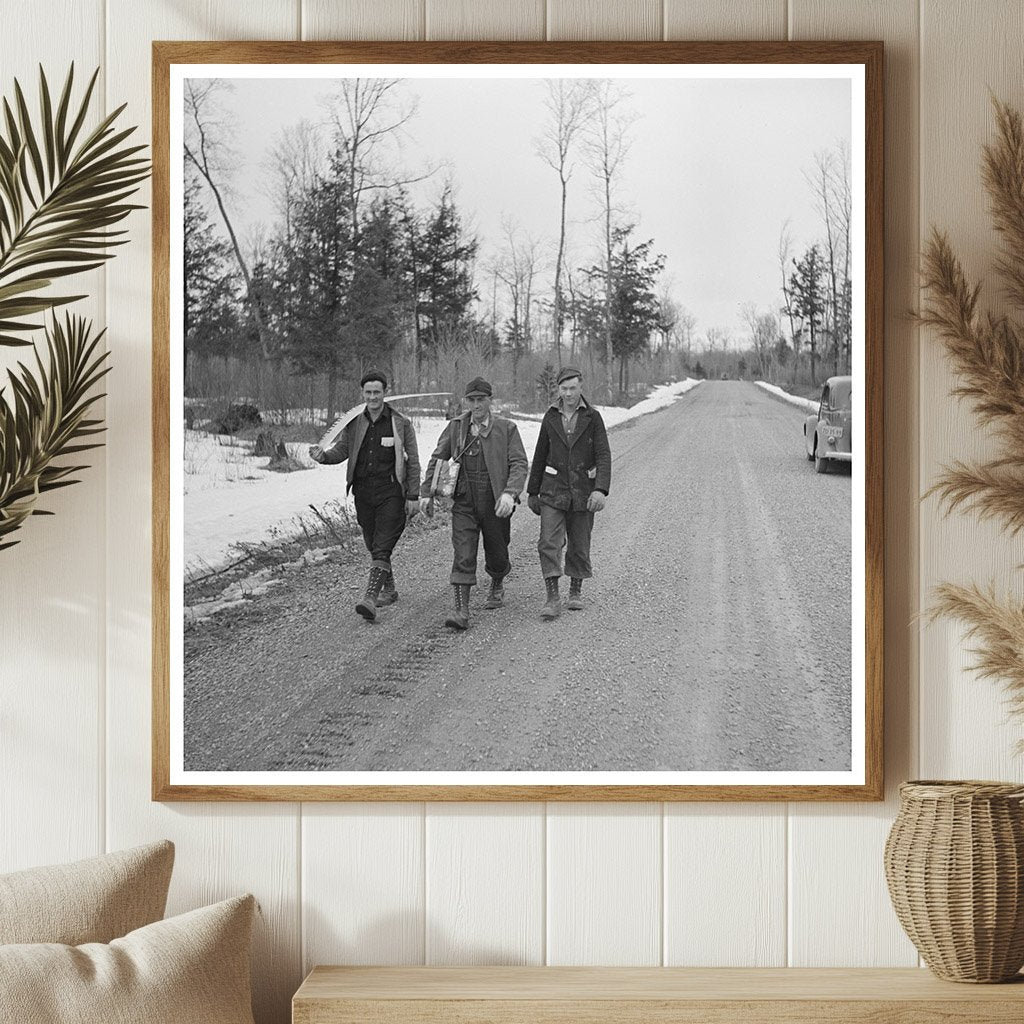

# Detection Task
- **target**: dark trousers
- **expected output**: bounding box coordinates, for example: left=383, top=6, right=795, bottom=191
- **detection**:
left=538, top=502, right=594, bottom=580
left=449, top=469, right=511, bottom=586
left=354, top=480, right=406, bottom=570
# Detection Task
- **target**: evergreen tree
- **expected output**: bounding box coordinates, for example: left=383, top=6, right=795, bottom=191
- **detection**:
left=789, top=244, right=826, bottom=384
left=415, top=188, right=479, bottom=353
left=183, top=172, right=240, bottom=378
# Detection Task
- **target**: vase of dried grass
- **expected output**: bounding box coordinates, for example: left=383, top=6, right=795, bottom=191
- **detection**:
left=884, top=780, right=1024, bottom=982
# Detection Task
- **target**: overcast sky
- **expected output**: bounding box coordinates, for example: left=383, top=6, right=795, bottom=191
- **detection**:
left=189, top=74, right=852, bottom=343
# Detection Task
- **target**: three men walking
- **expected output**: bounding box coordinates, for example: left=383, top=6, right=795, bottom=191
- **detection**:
left=311, top=367, right=610, bottom=627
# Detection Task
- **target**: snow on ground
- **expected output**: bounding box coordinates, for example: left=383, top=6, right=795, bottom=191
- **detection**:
left=183, top=378, right=702, bottom=578
left=755, top=380, right=819, bottom=415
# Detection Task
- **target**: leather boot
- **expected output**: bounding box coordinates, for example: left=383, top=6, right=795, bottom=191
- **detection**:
left=540, top=576, right=561, bottom=620
left=566, top=577, right=584, bottom=611
left=376, top=570, right=399, bottom=607
left=484, top=575, right=505, bottom=609
left=444, top=584, right=471, bottom=630
left=356, top=566, right=387, bottom=621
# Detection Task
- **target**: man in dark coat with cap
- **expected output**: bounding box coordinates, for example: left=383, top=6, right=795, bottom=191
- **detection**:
left=527, top=366, right=611, bottom=619
left=420, top=376, right=529, bottom=630
left=309, top=370, right=421, bottom=621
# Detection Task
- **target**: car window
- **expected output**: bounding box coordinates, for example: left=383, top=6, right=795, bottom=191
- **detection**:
left=819, top=385, right=831, bottom=415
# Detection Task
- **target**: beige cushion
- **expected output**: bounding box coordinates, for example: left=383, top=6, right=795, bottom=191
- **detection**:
left=0, top=840, right=174, bottom=945
left=0, top=894, right=256, bottom=1024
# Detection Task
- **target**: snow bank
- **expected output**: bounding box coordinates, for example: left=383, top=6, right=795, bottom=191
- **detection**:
left=183, top=378, right=702, bottom=578
left=755, top=380, right=819, bottom=415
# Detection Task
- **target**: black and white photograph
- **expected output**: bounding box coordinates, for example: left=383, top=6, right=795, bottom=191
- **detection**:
left=157, top=44, right=881, bottom=798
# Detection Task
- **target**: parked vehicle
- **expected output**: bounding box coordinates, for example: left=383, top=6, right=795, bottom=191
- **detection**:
left=804, top=375, right=852, bottom=474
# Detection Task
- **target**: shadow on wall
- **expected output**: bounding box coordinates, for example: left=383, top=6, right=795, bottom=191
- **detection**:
left=301, top=904, right=537, bottom=973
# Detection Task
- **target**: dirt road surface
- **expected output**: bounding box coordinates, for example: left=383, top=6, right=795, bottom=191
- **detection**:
left=184, top=380, right=852, bottom=772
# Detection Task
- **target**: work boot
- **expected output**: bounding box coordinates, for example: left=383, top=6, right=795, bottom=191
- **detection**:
left=355, top=566, right=387, bottom=621
left=566, top=577, right=584, bottom=611
left=444, top=584, right=471, bottom=630
left=484, top=575, right=505, bottom=609
left=376, top=570, right=399, bottom=607
left=540, top=576, right=561, bottom=620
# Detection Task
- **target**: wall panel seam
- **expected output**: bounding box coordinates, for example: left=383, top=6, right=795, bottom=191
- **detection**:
left=422, top=804, right=428, bottom=963
left=101, top=0, right=110, bottom=859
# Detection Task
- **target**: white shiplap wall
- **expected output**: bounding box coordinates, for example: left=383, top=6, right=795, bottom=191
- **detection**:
left=3, top=2, right=1023, bottom=1022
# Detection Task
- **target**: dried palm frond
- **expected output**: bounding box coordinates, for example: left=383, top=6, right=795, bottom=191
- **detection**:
left=0, top=313, right=109, bottom=549
left=931, top=583, right=1024, bottom=725
left=918, top=231, right=1024, bottom=426
left=927, top=460, right=1024, bottom=535
left=983, top=97, right=1024, bottom=311
left=0, top=64, right=149, bottom=347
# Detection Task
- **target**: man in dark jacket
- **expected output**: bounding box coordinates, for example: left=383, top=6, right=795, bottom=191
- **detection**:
left=309, top=370, right=420, bottom=622
left=420, top=376, right=529, bottom=630
left=527, top=366, right=611, bottom=619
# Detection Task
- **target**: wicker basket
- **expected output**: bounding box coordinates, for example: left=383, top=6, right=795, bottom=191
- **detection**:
left=884, top=780, right=1024, bottom=982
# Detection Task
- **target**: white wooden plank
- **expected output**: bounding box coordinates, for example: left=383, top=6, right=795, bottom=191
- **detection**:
left=426, top=0, right=544, bottom=40
left=304, top=805, right=425, bottom=969
left=548, top=0, right=662, bottom=41
left=918, top=0, right=1024, bottom=781
left=303, top=0, right=424, bottom=40
left=787, top=0, right=921, bottom=968
left=664, top=805, right=786, bottom=966
left=547, top=804, right=661, bottom=965
left=665, top=0, right=786, bottom=39
left=104, top=5, right=303, bottom=1022
left=0, top=1, right=106, bottom=875
left=425, top=804, right=544, bottom=965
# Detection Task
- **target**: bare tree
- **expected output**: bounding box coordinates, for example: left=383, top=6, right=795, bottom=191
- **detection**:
left=676, top=308, right=697, bottom=364
left=184, top=80, right=274, bottom=361
left=585, top=80, right=633, bottom=399
left=493, top=218, right=541, bottom=390
left=536, top=79, right=594, bottom=364
left=705, top=326, right=729, bottom=353
left=777, top=219, right=801, bottom=381
left=264, top=120, right=323, bottom=246
left=322, top=78, right=430, bottom=245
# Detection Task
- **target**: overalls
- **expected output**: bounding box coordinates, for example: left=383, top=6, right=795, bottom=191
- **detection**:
left=448, top=424, right=512, bottom=586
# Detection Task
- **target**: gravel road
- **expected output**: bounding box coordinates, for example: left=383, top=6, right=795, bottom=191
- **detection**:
left=184, top=380, right=852, bottom=772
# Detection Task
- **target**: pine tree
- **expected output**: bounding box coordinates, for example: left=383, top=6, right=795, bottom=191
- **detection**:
left=415, top=188, right=479, bottom=353
left=789, top=244, right=826, bottom=385
left=183, top=172, right=241, bottom=379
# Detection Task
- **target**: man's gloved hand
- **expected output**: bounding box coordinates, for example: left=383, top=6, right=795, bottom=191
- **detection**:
left=587, top=491, right=607, bottom=513
left=405, top=499, right=419, bottom=519
left=308, top=444, right=325, bottom=463
left=419, top=496, right=433, bottom=517
left=528, top=494, right=542, bottom=515
left=495, top=492, right=515, bottom=518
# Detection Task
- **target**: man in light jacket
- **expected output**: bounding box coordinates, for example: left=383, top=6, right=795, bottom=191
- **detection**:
left=309, top=370, right=420, bottom=621
left=420, top=376, right=529, bottom=630
left=527, top=366, right=611, bottom=619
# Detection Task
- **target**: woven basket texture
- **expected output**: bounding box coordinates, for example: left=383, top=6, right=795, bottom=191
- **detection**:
left=884, top=780, right=1024, bottom=983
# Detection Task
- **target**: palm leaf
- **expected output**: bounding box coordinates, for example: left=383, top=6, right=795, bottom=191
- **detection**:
left=0, top=64, right=150, bottom=345
left=0, top=313, right=110, bottom=546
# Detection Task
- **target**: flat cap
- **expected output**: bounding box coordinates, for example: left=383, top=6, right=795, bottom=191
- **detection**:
left=556, top=365, right=583, bottom=384
left=360, top=369, right=388, bottom=388
left=464, top=376, right=492, bottom=397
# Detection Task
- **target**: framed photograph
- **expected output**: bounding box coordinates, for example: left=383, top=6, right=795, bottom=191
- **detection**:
left=153, top=41, right=883, bottom=801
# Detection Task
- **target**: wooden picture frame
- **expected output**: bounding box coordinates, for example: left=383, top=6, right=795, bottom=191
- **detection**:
left=153, top=40, right=883, bottom=801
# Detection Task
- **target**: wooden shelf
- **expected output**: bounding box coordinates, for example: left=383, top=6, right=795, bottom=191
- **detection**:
left=293, top=966, right=1024, bottom=1023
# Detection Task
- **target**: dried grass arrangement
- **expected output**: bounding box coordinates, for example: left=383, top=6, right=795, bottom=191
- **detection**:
left=918, top=96, right=1024, bottom=726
